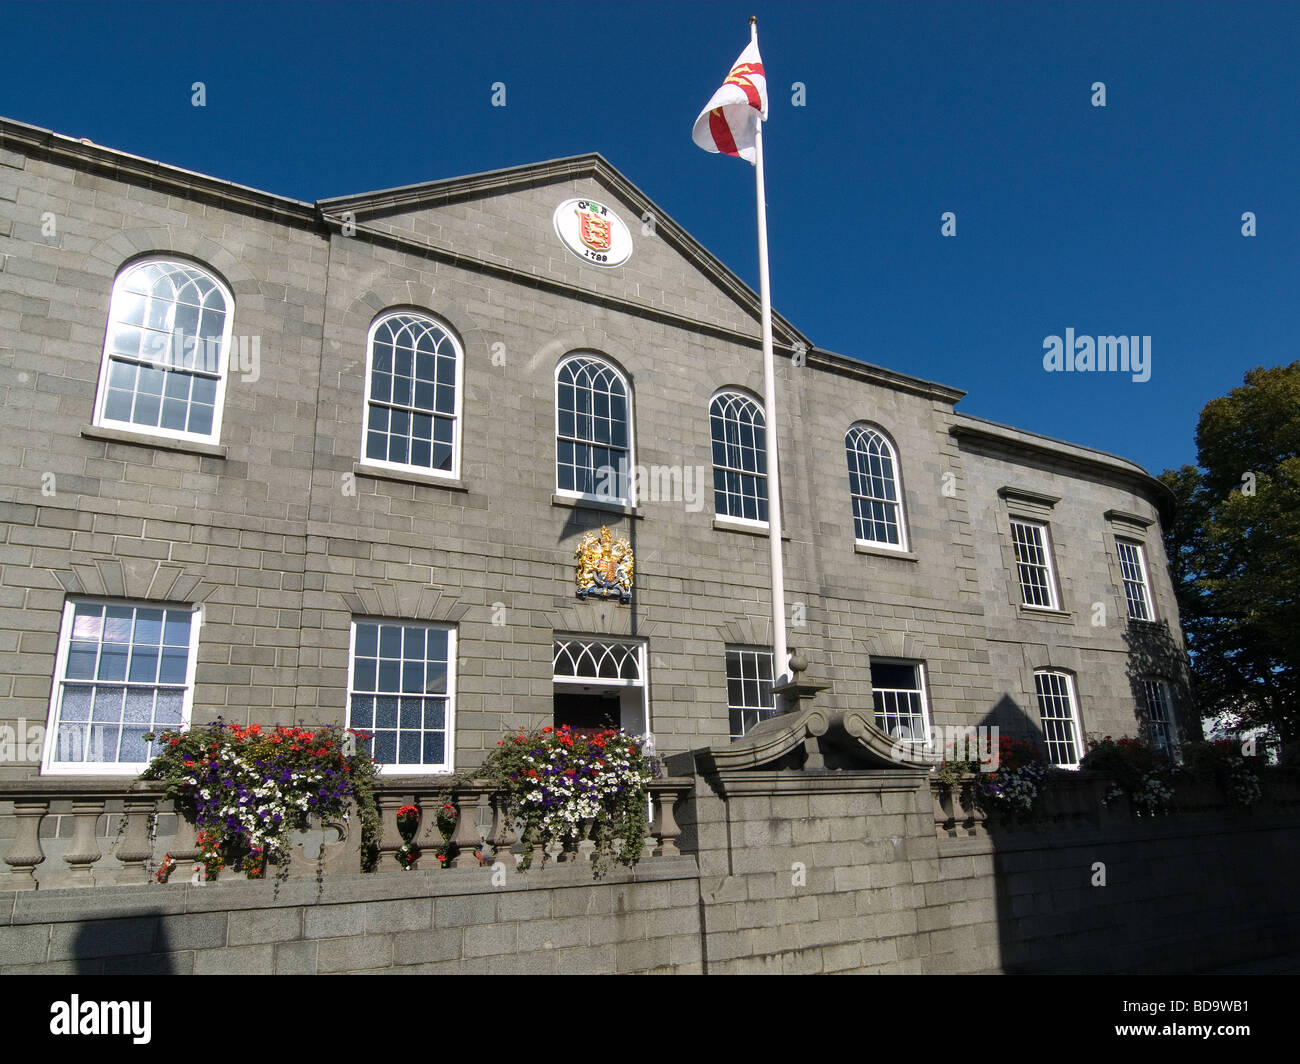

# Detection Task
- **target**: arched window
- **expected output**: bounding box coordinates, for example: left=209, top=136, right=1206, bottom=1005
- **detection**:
left=364, top=311, right=462, bottom=475
left=94, top=258, right=232, bottom=442
left=845, top=424, right=906, bottom=549
left=710, top=390, right=768, bottom=523
left=555, top=354, right=632, bottom=504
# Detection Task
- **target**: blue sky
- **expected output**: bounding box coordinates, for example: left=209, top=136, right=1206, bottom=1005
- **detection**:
left=2, top=0, right=1295, bottom=478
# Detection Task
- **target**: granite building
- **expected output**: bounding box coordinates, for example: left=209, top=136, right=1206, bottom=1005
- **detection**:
left=0, top=114, right=1191, bottom=788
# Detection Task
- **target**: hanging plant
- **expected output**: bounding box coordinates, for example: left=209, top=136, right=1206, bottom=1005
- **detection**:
left=395, top=804, right=421, bottom=869
left=141, top=720, right=380, bottom=882
left=476, top=724, right=658, bottom=876
left=972, top=735, right=1051, bottom=817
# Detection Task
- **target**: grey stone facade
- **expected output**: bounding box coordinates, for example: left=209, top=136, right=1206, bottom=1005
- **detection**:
left=0, top=113, right=1189, bottom=785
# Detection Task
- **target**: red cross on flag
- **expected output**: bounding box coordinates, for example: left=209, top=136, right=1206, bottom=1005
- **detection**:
left=692, top=39, right=768, bottom=165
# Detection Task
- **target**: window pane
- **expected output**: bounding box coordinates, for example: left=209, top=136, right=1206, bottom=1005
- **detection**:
left=349, top=694, right=375, bottom=730
left=61, top=684, right=94, bottom=721
left=353, top=657, right=377, bottom=691
left=398, top=731, right=421, bottom=764
left=66, top=642, right=98, bottom=680
left=375, top=696, right=399, bottom=729
left=162, top=611, right=191, bottom=646
left=124, top=688, right=154, bottom=724
left=355, top=623, right=378, bottom=657
left=154, top=689, right=184, bottom=724
left=128, top=646, right=159, bottom=683
left=92, top=686, right=124, bottom=722
left=423, top=732, right=445, bottom=765
left=379, top=625, right=401, bottom=658
left=120, top=727, right=150, bottom=763
left=97, top=644, right=128, bottom=681
left=373, top=730, right=397, bottom=764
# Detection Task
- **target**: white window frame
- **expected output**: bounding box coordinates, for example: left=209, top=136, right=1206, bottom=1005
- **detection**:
left=869, top=659, right=933, bottom=746
left=846, top=424, right=908, bottom=551
left=42, top=598, right=203, bottom=776
left=1116, top=539, right=1155, bottom=621
left=1034, top=670, right=1084, bottom=768
left=1010, top=518, right=1060, bottom=611
left=359, top=310, right=464, bottom=481
left=710, top=388, right=768, bottom=528
left=92, top=257, right=234, bottom=446
left=554, top=353, right=635, bottom=507
left=1143, top=679, right=1179, bottom=758
left=346, top=619, right=457, bottom=776
left=726, top=646, right=776, bottom=740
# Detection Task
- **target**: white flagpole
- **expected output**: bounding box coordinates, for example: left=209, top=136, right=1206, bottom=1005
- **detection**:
left=749, top=16, right=791, bottom=700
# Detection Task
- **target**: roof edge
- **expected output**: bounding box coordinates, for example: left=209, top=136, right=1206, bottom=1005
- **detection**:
left=0, top=115, right=320, bottom=227
left=808, top=348, right=966, bottom=404
left=950, top=413, right=1175, bottom=521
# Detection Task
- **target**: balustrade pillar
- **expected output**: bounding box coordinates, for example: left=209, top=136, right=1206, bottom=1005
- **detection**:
left=448, top=789, right=483, bottom=868
left=166, top=813, right=200, bottom=882
left=488, top=792, right=516, bottom=868
left=652, top=787, right=682, bottom=857
left=64, top=799, right=106, bottom=886
left=376, top=794, right=407, bottom=871
left=2, top=800, right=48, bottom=889
left=933, top=785, right=952, bottom=837
left=576, top=817, right=597, bottom=863
left=115, top=795, right=157, bottom=883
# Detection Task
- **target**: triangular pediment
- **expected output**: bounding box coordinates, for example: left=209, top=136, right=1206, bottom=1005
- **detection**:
left=317, top=154, right=810, bottom=349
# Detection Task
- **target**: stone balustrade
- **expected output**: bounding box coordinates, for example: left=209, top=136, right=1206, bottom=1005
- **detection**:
left=931, top=767, right=1300, bottom=837
left=369, top=777, right=690, bottom=872
left=0, top=776, right=694, bottom=890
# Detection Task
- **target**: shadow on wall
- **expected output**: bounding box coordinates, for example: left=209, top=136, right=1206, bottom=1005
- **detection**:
left=982, top=695, right=1162, bottom=973
left=981, top=696, right=1068, bottom=974
left=981, top=690, right=1294, bottom=974
left=1123, top=619, right=1199, bottom=746
left=72, top=910, right=177, bottom=975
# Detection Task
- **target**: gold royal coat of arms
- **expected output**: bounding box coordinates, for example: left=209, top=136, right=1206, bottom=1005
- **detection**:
left=575, top=526, right=634, bottom=603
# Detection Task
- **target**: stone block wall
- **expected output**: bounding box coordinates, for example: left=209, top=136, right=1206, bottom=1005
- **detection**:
left=677, top=767, right=1300, bottom=974
left=0, top=857, right=704, bottom=975
left=3, top=770, right=1299, bottom=974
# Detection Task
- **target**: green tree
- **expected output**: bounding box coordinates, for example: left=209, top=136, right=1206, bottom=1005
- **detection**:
left=1159, top=362, right=1300, bottom=743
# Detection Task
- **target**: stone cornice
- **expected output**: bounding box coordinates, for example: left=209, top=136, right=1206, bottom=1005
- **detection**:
left=951, top=415, right=1175, bottom=521
left=0, top=116, right=320, bottom=228
left=807, top=349, right=967, bottom=404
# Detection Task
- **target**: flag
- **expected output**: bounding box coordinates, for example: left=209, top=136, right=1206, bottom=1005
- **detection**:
left=692, top=39, right=768, bottom=165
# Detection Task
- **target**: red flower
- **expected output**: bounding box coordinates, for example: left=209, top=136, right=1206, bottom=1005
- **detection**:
left=169, top=737, right=180, bottom=746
